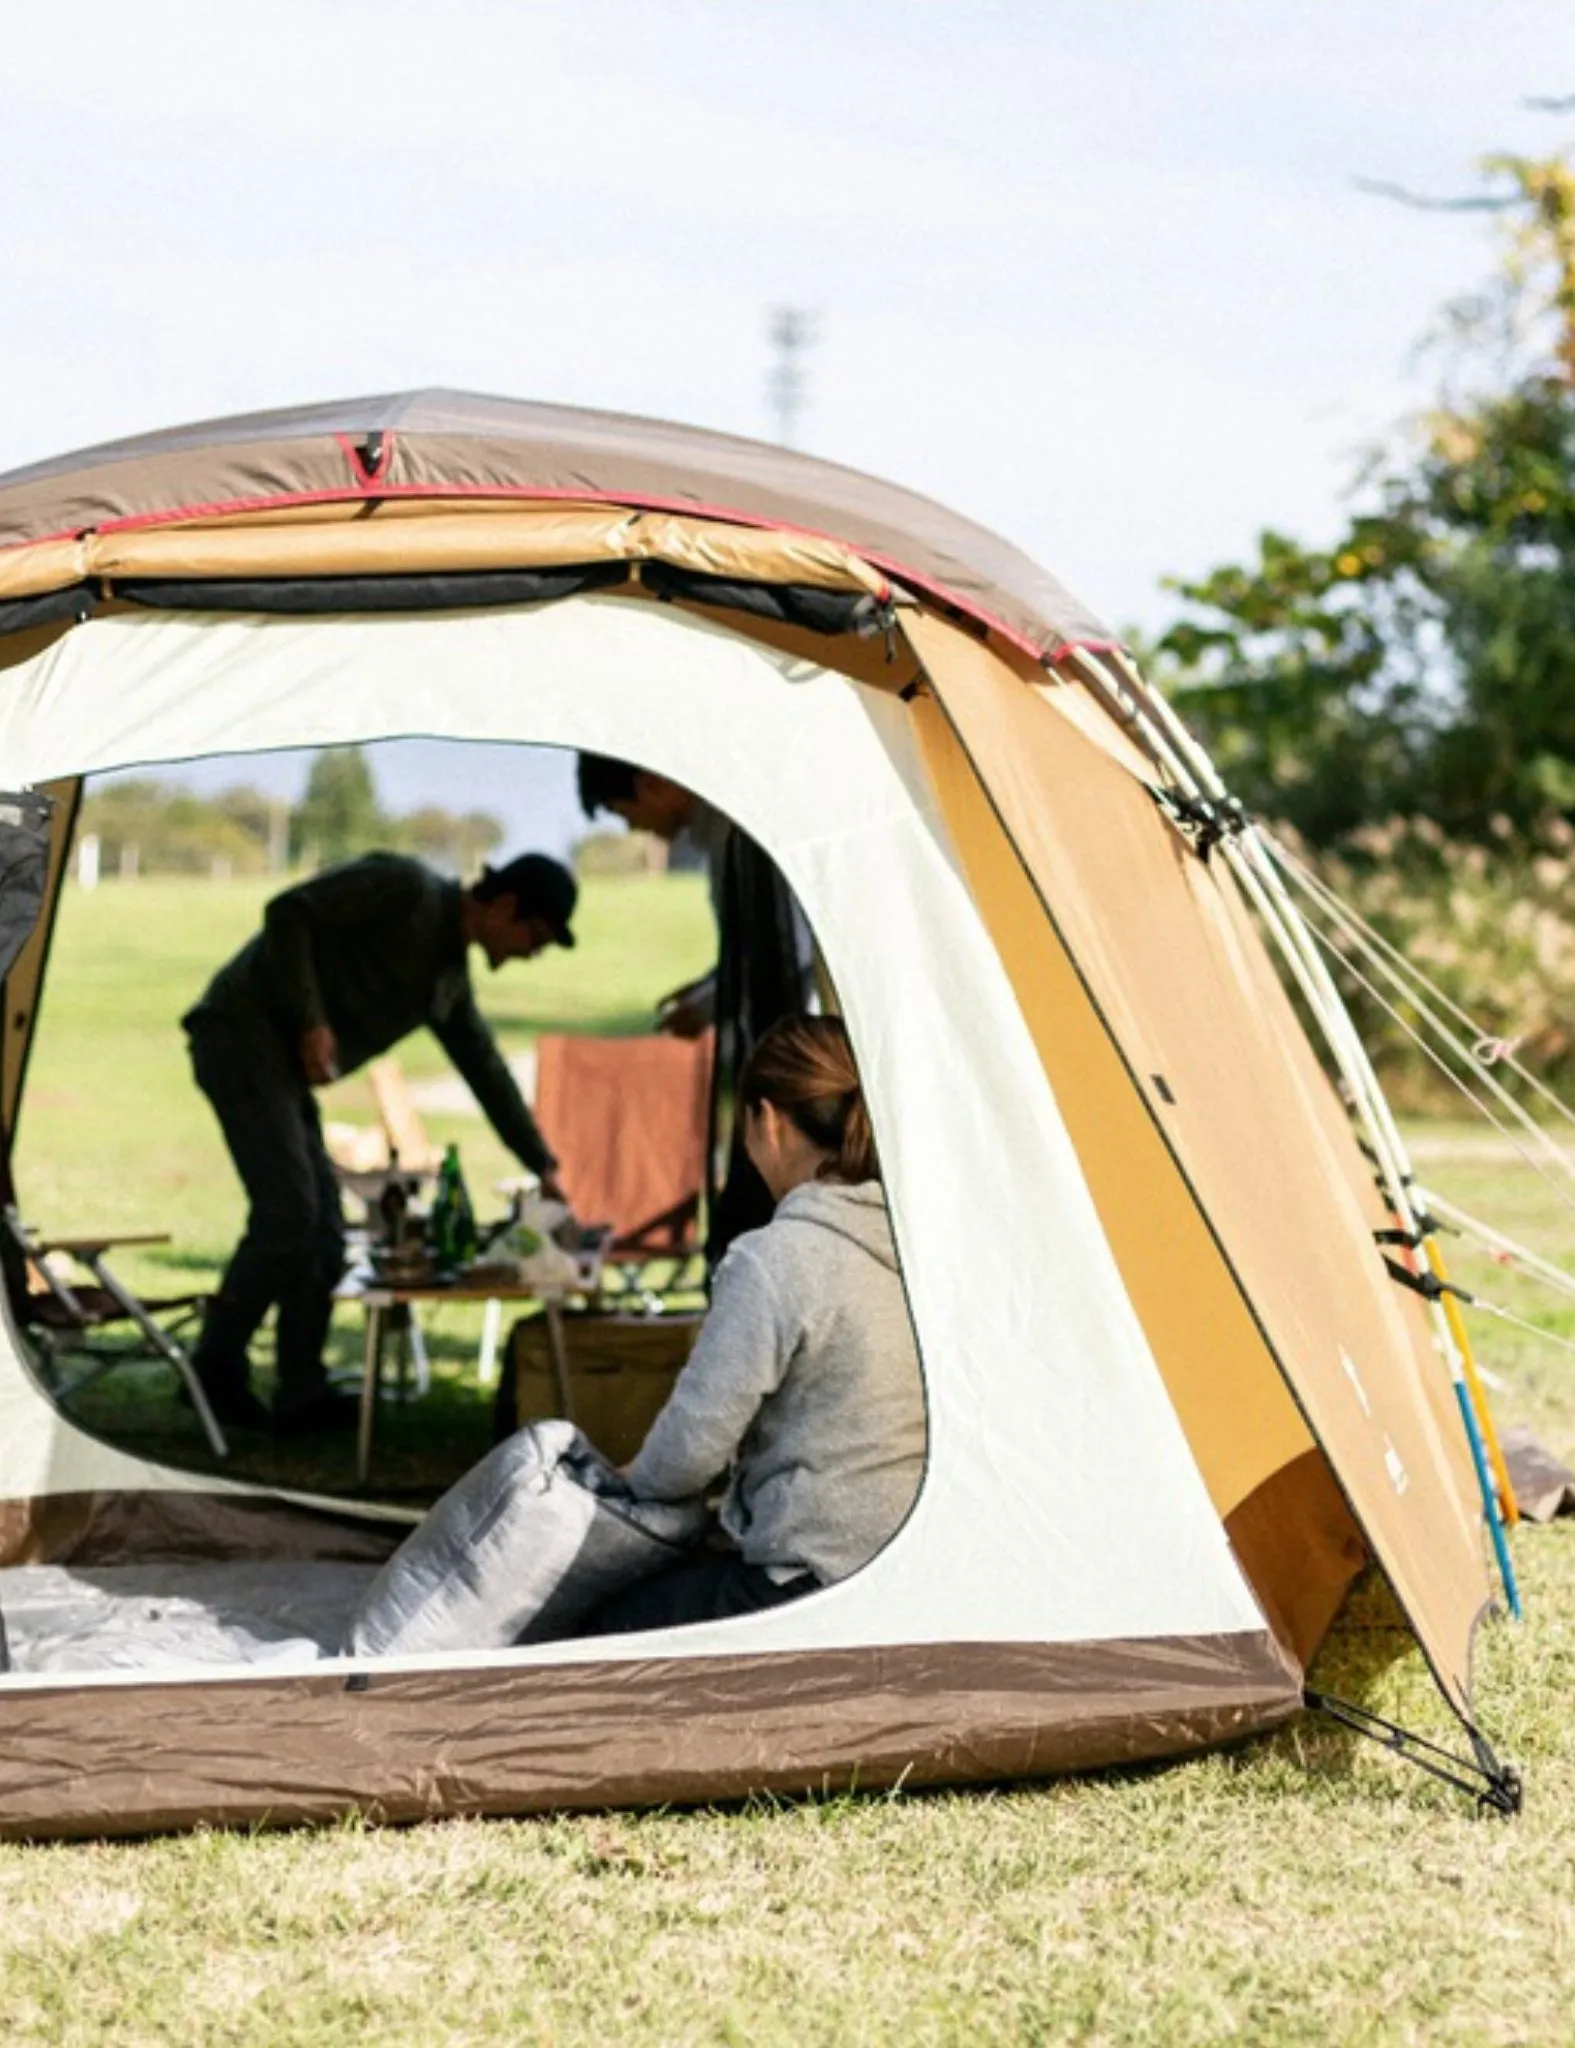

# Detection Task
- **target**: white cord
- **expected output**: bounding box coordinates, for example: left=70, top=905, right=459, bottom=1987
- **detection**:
left=1268, top=832, right=1575, bottom=1143
left=1276, top=856, right=1575, bottom=1194
left=1470, top=1295, right=1575, bottom=1357
left=1299, top=916, right=1575, bottom=1223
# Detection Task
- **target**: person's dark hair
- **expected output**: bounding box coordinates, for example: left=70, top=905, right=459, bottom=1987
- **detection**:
left=741, top=1015, right=879, bottom=1185
left=576, top=752, right=642, bottom=819
left=471, top=852, right=578, bottom=948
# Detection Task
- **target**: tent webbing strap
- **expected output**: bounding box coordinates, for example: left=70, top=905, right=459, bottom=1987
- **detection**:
left=1376, top=1246, right=1575, bottom=1356
left=1380, top=1255, right=1467, bottom=1306
left=1303, top=1689, right=1523, bottom=1816
left=1146, top=784, right=1250, bottom=860
left=1373, top=1217, right=1441, bottom=1249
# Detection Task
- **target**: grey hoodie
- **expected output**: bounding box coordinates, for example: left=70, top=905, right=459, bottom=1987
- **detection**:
left=624, top=1180, right=927, bottom=1585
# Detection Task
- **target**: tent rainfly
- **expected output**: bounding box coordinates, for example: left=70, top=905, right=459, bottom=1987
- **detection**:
left=0, top=392, right=1521, bottom=1838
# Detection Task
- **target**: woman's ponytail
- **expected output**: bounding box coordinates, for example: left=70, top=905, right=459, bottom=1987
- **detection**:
left=741, top=1015, right=880, bottom=1184
left=834, top=1088, right=878, bottom=1185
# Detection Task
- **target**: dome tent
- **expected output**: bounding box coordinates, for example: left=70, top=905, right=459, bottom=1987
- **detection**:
left=0, top=392, right=1516, bottom=1838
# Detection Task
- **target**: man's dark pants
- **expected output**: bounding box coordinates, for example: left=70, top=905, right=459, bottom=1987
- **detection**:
left=186, top=1014, right=345, bottom=1418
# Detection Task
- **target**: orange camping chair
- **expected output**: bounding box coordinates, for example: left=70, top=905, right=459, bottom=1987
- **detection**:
left=533, top=1031, right=713, bottom=1303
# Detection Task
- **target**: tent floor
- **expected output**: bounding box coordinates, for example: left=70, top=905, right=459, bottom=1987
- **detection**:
left=0, top=1560, right=379, bottom=1676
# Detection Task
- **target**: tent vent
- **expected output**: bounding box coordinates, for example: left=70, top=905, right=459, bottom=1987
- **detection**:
left=112, top=564, right=630, bottom=616
left=0, top=585, right=99, bottom=638
left=640, top=561, right=893, bottom=642
left=2, top=567, right=642, bottom=637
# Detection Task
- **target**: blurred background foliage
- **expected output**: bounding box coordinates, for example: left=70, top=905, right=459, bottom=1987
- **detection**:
left=1154, top=151, right=1575, bottom=844
left=80, top=748, right=505, bottom=881
left=1152, top=149, right=1575, bottom=1097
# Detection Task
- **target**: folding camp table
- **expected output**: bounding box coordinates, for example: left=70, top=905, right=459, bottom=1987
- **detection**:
left=352, top=1266, right=599, bottom=1487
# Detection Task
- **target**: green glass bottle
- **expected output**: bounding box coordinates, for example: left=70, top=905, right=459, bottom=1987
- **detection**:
left=450, top=1146, right=478, bottom=1266
left=431, top=1144, right=457, bottom=1269
left=432, top=1142, right=478, bottom=1271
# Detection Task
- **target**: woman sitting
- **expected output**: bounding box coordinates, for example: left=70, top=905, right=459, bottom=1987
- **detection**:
left=584, top=1014, right=927, bottom=1635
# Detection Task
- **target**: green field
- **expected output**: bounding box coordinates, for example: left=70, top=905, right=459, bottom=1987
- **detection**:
left=4, top=876, right=1575, bottom=2044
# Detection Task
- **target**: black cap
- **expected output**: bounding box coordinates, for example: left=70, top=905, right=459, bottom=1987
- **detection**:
left=474, top=853, right=578, bottom=949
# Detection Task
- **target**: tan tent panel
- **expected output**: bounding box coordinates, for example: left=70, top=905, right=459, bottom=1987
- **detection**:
left=1212, top=881, right=1484, bottom=1488
left=905, top=691, right=1364, bottom=1667
left=904, top=611, right=1490, bottom=1717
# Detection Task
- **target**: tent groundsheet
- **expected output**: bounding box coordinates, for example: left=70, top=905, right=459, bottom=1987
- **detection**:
left=0, top=1560, right=377, bottom=1674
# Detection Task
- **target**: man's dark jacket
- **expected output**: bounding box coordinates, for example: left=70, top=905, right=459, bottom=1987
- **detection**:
left=185, top=852, right=554, bottom=1174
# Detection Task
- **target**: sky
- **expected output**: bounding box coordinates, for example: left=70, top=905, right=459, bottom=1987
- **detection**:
left=4, top=0, right=1573, bottom=855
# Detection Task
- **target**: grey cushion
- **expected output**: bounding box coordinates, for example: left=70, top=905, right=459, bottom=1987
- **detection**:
left=343, top=1420, right=707, bottom=1657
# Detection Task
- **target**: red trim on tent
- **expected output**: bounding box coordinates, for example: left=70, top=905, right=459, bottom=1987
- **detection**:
left=1045, top=637, right=1130, bottom=663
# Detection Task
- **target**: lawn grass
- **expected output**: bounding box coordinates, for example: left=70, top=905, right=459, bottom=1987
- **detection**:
left=3, top=881, right=1575, bottom=2043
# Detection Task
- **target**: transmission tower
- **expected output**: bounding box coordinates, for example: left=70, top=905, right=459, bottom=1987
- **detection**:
left=767, top=307, right=817, bottom=447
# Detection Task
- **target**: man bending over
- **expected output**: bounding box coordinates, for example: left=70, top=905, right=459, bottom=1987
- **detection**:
left=183, top=850, right=576, bottom=1435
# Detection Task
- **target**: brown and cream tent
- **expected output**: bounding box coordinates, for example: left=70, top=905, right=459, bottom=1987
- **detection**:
left=0, top=392, right=1518, bottom=1838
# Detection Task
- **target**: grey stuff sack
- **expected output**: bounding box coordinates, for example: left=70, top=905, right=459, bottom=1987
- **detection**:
left=343, top=1419, right=708, bottom=1658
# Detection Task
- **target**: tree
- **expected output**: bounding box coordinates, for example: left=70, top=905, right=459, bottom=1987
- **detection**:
left=388, top=803, right=504, bottom=874
left=1154, top=150, right=1575, bottom=845
left=78, top=777, right=275, bottom=875
left=289, top=747, right=385, bottom=867
left=77, top=757, right=507, bottom=881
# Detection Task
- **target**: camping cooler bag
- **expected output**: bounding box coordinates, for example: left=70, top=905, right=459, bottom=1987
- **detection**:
left=496, top=1310, right=700, bottom=1463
